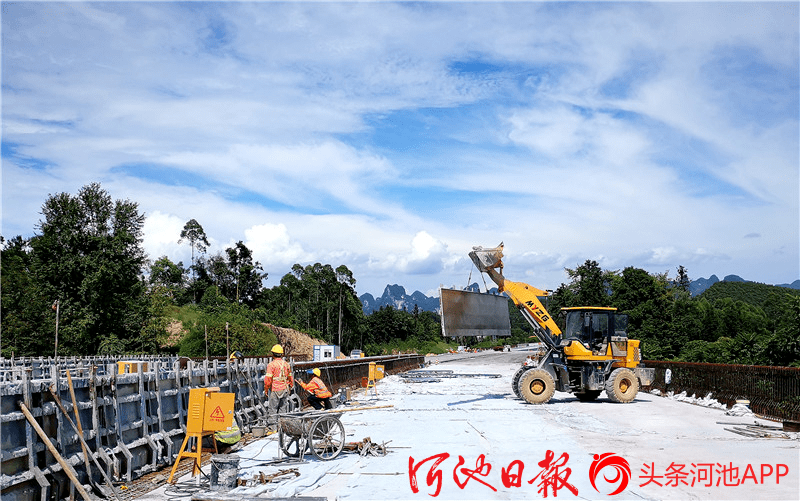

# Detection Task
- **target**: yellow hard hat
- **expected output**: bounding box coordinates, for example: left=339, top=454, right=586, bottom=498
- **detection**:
left=271, top=344, right=284, bottom=355
left=312, top=368, right=321, bottom=377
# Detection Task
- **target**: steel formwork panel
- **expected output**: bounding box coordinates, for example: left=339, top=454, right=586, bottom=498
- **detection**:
left=0, top=354, right=424, bottom=501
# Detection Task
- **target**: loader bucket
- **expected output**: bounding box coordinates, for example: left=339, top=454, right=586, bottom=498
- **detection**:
left=468, top=243, right=504, bottom=272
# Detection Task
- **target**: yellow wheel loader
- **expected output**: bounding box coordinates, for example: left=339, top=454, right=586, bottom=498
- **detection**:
left=467, top=243, right=654, bottom=404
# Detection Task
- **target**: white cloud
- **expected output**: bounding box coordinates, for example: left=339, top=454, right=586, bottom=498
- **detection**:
left=2, top=2, right=797, bottom=296
left=141, top=211, right=187, bottom=264
left=244, top=222, right=309, bottom=271
left=159, top=140, right=397, bottom=215
left=399, top=231, right=449, bottom=275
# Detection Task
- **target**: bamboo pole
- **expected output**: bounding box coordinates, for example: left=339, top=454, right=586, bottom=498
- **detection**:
left=66, top=371, right=93, bottom=484
left=49, top=386, right=122, bottom=501
left=331, top=404, right=394, bottom=412
left=296, top=404, right=394, bottom=417
left=19, top=402, right=94, bottom=501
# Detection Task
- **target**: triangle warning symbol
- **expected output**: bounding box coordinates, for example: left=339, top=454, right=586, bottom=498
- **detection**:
left=210, top=405, right=225, bottom=420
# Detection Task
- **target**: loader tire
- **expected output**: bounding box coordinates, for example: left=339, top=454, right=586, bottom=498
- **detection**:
left=519, top=369, right=555, bottom=405
left=605, top=368, right=639, bottom=403
left=512, top=366, right=531, bottom=398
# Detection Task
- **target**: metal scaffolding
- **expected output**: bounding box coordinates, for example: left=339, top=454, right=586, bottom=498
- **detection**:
left=646, top=360, right=800, bottom=423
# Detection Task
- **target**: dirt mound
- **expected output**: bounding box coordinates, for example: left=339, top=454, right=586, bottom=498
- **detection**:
left=264, top=323, right=327, bottom=359
left=160, top=318, right=326, bottom=359
left=164, top=321, right=186, bottom=347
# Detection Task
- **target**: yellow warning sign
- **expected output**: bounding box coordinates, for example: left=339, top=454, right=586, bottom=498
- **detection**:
left=201, top=391, right=234, bottom=432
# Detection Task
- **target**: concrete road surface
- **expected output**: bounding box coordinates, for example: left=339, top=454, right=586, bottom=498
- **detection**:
left=141, top=350, right=799, bottom=500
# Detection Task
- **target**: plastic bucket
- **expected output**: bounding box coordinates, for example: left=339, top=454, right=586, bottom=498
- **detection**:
left=210, top=454, right=240, bottom=490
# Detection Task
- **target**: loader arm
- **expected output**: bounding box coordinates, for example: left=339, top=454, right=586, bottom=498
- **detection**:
left=484, top=267, right=562, bottom=348
left=470, top=244, right=562, bottom=349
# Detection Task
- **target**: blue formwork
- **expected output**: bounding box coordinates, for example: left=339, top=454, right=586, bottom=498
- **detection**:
left=0, top=354, right=424, bottom=501
left=0, top=356, right=270, bottom=501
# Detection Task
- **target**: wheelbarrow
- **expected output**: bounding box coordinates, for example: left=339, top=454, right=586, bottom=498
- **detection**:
left=278, top=410, right=345, bottom=460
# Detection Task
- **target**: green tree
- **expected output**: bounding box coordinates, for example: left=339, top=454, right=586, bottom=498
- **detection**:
left=259, top=262, right=363, bottom=346
left=762, top=295, right=800, bottom=366
left=225, top=241, right=267, bottom=307
left=610, top=267, right=673, bottom=359
left=29, top=183, right=148, bottom=355
left=139, top=284, right=174, bottom=354
left=178, top=285, right=278, bottom=357
left=179, top=219, right=210, bottom=300
left=148, top=256, right=188, bottom=304
left=335, top=265, right=356, bottom=347
left=0, top=236, right=52, bottom=356
left=566, top=259, right=613, bottom=306
left=712, top=298, right=770, bottom=344
left=551, top=260, right=615, bottom=314
left=332, top=265, right=366, bottom=351
left=611, top=267, right=664, bottom=311
left=362, top=305, right=447, bottom=356
left=205, top=253, right=234, bottom=298
left=412, top=308, right=442, bottom=342
left=669, top=295, right=704, bottom=347
left=364, top=305, right=415, bottom=347
left=201, top=242, right=267, bottom=307
left=259, top=271, right=303, bottom=328
left=675, top=265, right=691, bottom=293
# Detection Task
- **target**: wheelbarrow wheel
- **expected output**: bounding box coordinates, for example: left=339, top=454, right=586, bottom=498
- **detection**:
left=309, top=415, right=345, bottom=460
left=279, top=427, right=307, bottom=458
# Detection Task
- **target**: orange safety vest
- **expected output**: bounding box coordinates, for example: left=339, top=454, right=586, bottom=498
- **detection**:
left=264, top=358, right=294, bottom=393
left=299, top=376, right=332, bottom=399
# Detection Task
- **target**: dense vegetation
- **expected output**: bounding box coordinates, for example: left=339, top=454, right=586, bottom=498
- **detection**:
left=2, top=184, right=798, bottom=366
left=546, top=261, right=800, bottom=366
left=0, top=184, right=443, bottom=358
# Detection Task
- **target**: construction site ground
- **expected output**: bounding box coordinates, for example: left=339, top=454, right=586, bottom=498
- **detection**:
left=136, top=349, right=799, bottom=500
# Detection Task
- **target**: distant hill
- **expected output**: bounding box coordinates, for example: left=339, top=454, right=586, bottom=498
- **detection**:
left=690, top=275, right=800, bottom=296
left=359, top=284, right=441, bottom=314
left=777, top=279, right=800, bottom=290
left=689, top=275, right=720, bottom=296
left=698, top=281, right=800, bottom=310
left=362, top=276, right=800, bottom=314
left=359, top=282, right=497, bottom=314
left=689, top=274, right=750, bottom=296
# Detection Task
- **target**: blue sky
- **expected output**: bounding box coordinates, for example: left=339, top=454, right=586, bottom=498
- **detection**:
left=2, top=2, right=798, bottom=298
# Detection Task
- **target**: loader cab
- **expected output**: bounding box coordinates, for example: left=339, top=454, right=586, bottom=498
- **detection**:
left=561, top=307, right=627, bottom=353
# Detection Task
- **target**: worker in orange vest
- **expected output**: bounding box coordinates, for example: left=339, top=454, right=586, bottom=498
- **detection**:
left=299, top=368, right=333, bottom=410
left=264, top=344, right=294, bottom=429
